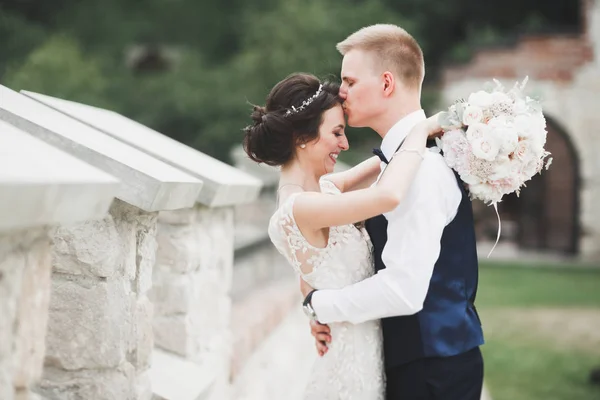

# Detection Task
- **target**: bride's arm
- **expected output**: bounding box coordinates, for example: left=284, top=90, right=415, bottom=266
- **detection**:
left=293, top=115, right=441, bottom=231
left=325, top=156, right=381, bottom=192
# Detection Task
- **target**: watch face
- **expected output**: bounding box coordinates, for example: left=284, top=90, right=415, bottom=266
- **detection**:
left=303, top=304, right=317, bottom=321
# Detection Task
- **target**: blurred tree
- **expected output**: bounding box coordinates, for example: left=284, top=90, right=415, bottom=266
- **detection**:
left=0, top=0, right=582, bottom=163
left=3, top=35, right=110, bottom=107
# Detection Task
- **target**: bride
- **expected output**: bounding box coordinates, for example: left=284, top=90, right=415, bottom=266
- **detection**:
left=243, top=72, right=442, bottom=399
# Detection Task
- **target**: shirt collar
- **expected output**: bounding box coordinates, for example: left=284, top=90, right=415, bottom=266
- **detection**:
left=380, top=109, right=426, bottom=161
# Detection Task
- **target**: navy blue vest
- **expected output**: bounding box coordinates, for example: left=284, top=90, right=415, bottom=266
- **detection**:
left=365, top=156, right=484, bottom=369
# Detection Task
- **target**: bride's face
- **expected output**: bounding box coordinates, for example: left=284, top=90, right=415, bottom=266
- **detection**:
left=302, top=104, right=348, bottom=175
left=339, top=50, right=384, bottom=128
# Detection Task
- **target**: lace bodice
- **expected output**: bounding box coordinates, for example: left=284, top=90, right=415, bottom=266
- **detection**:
left=268, top=179, right=385, bottom=400
left=268, top=179, right=374, bottom=289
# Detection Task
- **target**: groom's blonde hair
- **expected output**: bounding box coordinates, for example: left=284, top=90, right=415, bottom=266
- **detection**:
left=337, top=24, right=425, bottom=89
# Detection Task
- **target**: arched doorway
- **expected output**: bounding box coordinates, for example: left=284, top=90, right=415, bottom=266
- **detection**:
left=498, top=116, right=580, bottom=254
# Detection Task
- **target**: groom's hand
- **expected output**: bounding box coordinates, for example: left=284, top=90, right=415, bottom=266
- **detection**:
left=311, top=321, right=331, bottom=356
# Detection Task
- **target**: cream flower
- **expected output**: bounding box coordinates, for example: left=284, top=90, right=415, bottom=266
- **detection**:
left=468, top=91, right=494, bottom=108
left=462, top=105, right=484, bottom=125
left=471, top=136, right=500, bottom=161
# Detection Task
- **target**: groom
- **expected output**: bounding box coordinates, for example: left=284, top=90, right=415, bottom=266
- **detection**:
left=302, top=24, right=484, bottom=399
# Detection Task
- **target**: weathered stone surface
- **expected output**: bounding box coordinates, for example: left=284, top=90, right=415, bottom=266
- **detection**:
left=134, top=212, right=158, bottom=295
left=51, top=216, right=130, bottom=279
left=0, top=120, right=118, bottom=233
left=158, top=208, right=198, bottom=225
left=127, top=296, right=153, bottom=370
left=21, top=91, right=263, bottom=207
left=149, top=349, right=220, bottom=400
left=0, top=85, right=202, bottom=212
left=0, top=236, right=26, bottom=400
left=44, top=198, right=159, bottom=399
left=38, top=364, right=136, bottom=400
left=155, top=223, right=201, bottom=273
left=44, top=275, right=130, bottom=370
left=152, top=205, right=234, bottom=370
left=14, top=390, right=42, bottom=400
left=0, top=228, right=50, bottom=400
left=152, top=315, right=189, bottom=357
left=13, top=234, right=52, bottom=388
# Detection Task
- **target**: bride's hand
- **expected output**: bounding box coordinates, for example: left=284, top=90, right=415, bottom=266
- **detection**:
left=410, top=112, right=445, bottom=139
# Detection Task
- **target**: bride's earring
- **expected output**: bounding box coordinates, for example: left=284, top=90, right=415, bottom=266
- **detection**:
left=300, top=143, right=306, bottom=149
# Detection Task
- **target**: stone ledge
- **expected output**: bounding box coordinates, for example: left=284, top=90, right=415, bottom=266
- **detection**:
left=149, top=348, right=219, bottom=400
left=22, top=91, right=263, bottom=208
left=229, top=278, right=300, bottom=380
left=0, top=121, right=118, bottom=232
left=0, top=85, right=202, bottom=212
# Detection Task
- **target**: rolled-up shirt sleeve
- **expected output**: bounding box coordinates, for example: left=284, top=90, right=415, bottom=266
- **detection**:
left=311, top=153, right=461, bottom=325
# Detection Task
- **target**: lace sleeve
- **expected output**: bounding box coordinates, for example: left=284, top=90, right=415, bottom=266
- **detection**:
left=267, top=193, right=326, bottom=277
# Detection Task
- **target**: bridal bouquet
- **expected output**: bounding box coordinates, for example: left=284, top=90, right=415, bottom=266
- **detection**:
left=436, top=77, right=552, bottom=205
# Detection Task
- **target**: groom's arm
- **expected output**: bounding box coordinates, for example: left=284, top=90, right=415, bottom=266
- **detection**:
left=311, top=155, right=462, bottom=325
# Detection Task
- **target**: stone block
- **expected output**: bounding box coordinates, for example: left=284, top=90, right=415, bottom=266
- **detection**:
left=44, top=275, right=130, bottom=370
left=38, top=364, right=136, bottom=400
left=149, top=349, right=219, bottom=400
left=153, top=315, right=189, bottom=357
left=149, top=271, right=194, bottom=315
left=13, top=234, right=52, bottom=388
left=127, top=296, right=154, bottom=370
left=156, top=223, right=201, bottom=273
left=0, top=233, right=29, bottom=400
left=51, top=216, right=132, bottom=279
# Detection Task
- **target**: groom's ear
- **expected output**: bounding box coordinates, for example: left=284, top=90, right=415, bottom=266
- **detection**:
left=382, top=71, right=395, bottom=97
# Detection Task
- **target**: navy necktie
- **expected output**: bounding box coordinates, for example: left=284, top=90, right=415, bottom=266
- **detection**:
left=372, top=148, right=389, bottom=164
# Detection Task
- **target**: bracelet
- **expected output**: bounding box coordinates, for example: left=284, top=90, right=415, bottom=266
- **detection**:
left=394, top=148, right=425, bottom=160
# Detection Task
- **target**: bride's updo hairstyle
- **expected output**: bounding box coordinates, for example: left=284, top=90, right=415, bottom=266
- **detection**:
left=243, top=73, right=342, bottom=166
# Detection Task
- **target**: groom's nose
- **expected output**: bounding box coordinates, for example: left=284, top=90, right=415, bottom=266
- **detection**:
left=339, top=86, right=347, bottom=99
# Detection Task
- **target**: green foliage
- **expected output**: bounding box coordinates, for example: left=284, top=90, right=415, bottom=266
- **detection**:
left=3, top=35, right=110, bottom=107
left=0, top=0, right=581, bottom=163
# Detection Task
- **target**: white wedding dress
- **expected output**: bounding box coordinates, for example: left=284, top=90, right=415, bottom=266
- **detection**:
left=268, top=179, right=385, bottom=400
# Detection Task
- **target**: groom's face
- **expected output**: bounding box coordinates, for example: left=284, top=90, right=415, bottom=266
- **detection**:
left=339, top=50, right=383, bottom=128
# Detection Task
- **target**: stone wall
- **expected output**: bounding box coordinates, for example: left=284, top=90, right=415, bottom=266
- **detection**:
left=0, top=88, right=262, bottom=400
left=38, top=200, right=157, bottom=400
left=0, top=228, right=51, bottom=400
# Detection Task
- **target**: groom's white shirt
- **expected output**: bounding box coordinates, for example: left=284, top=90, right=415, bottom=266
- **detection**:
left=312, top=109, right=462, bottom=324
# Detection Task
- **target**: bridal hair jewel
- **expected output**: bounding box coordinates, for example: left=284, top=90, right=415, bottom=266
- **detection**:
left=284, top=84, right=323, bottom=117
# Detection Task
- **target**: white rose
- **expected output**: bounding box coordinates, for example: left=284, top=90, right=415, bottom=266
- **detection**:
left=468, top=91, right=494, bottom=108
left=491, top=91, right=511, bottom=104
left=462, top=105, right=484, bottom=125
left=496, top=127, right=519, bottom=155
left=471, top=136, right=500, bottom=161
left=514, top=115, right=533, bottom=138
left=469, top=183, right=499, bottom=204
left=466, top=122, right=489, bottom=142
left=514, top=99, right=528, bottom=115
left=489, top=157, right=512, bottom=180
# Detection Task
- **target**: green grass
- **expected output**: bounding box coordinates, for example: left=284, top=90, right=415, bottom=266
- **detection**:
left=477, top=262, right=600, bottom=308
left=482, top=338, right=599, bottom=400
left=477, top=263, right=600, bottom=400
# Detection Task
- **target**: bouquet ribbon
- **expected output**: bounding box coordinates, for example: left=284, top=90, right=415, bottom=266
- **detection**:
left=488, top=202, right=501, bottom=258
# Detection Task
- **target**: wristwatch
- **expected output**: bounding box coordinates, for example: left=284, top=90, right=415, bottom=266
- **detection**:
left=302, top=289, right=319, bottom=322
